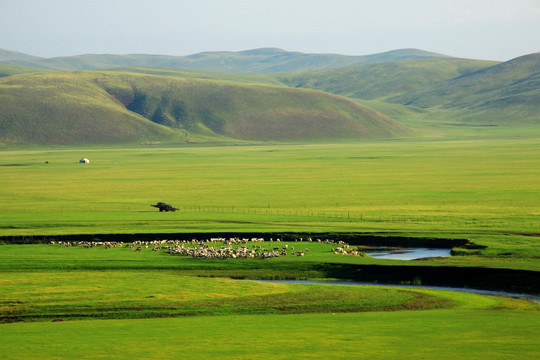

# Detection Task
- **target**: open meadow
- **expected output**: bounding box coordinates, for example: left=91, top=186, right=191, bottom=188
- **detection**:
left=2, top=138, right=539, bottom=235
left=2, top=15, right=539, bottom=360
left=0, top=241, right=538, bottom=360
left=2, top=4, right=540, bottom=357
left=1, top=137, right=539, bottom=359
left=1, top=137, right=539, bottom=266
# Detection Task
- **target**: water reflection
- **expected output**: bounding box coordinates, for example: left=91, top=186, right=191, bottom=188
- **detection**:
left=363, top=247, right=451, bottom=260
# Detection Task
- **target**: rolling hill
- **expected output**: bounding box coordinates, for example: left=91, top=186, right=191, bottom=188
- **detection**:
left=2, top=47, right=538, bottom=142
left=0, top=63, right=44, bottom=78
left=0, top=48, right=44, bottom=64
left=0, top=48, right=448, bottom=73
left=0, top=72, right=180, bottom=145
left=388, top=53, right=540, bottom=124
left=101, top=67, right=286, bottom=86
left=279, top=58, right=498, bottom=100
left=0, top=71, right=410, bottom=145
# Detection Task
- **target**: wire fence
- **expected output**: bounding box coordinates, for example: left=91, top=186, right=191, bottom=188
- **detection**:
left=178, top=206, right=540, bottom=231
left=10, top=204, right=538, bottom=232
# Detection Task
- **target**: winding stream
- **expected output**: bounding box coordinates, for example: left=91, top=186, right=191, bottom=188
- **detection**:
left=255, top=280, right=540, bottom=302
left=256, top=280, right=540, bottom=303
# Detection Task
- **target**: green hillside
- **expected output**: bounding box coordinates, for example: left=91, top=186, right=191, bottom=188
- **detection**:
left=102, top=66, right=285, bottom=86
left=0, top=72, right=180, bottom=146
left=0, top=71, right=410, bottom=145
left=0, top=47, right=448, bottom=73
left=0, top=63, right=43, bottom=77
left=2, top=48, right=538, bottom=139
left=280, top=58, right=498, bottom=99
left=389, top=53, right=540, bottom=124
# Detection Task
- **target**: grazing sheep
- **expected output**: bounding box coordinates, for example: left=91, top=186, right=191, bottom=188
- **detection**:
left=49, top=237, right=317, bottom=260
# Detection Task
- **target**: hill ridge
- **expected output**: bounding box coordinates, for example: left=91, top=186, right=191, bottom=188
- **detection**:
left=0, top=47, right=449, bottom=73
left=280, top=57, right=499, bottom=100
left=0, top=71, right=410, bottom=145
left=387, top=53, right=540, bottom=123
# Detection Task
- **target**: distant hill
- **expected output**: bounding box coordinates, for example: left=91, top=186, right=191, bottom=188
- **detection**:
left=0, top=63, right=44, bottom=77
left=0, top=47, right=449, bottom=73
left=0, top=49, right=43, bottom=63
left=280, top=58, right=498, bottom=99
left=101, top=67, right=286, bottom=86
left=95, top=58, right=498, bottom=103
left=2, top=47, right=537, bottom=137
left=389, top=53, right=540, bottom=124
left=0, top=71, right=410, bottom=145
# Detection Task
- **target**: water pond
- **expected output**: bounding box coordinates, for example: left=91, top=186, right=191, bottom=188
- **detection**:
left=362, top=247, right=451, bottom=260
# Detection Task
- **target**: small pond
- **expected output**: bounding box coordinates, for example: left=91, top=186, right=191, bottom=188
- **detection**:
left=363, top=247, right=451, bottom=260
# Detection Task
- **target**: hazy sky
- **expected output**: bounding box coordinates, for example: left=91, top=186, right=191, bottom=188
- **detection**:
left=1, top=0, right=539, bottom=60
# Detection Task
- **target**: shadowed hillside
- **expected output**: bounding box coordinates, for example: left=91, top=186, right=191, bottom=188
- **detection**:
left=0, top=72, right=179, bottom=145
left=0, top=71, right=410, bottom=145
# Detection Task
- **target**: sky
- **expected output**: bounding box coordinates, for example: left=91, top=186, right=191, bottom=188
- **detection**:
left=1, top=0, right=539, bottom=61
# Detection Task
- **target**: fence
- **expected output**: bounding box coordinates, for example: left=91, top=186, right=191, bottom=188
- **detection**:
left=177, top=206, right=540, bottom=231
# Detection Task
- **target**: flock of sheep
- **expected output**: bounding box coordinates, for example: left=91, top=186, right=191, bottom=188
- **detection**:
left=49, top=237, right=365, bottom=259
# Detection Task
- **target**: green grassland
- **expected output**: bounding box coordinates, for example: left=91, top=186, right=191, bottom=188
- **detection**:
left=0, top=140, right=537, bottom=233
left=1, top=142, right=539, bottom=358
left=1, top=49, right=539, bottom=359
left=0, top=267, right=467, bottom=322
left=1, top=310, right=538, bottom=360
left=1, top=138, right=539, bottom=267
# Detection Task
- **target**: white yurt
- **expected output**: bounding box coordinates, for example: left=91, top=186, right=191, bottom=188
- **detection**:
left=79, top=158, right=90, bottom=164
